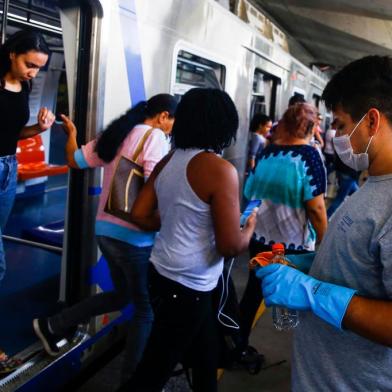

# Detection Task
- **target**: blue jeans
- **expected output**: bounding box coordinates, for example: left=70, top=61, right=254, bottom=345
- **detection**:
left=0, top=155, right=17, bottom=284
left=49, top=235, right=153, bottom=378
left=327, top=172, right=359, bottom=217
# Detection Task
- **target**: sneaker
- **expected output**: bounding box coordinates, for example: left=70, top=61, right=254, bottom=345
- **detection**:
left=64, top=325, right=78, bottom=343
left=33, top=318, right=60, bottom=356
left=234, top=345, right=265, bottom=375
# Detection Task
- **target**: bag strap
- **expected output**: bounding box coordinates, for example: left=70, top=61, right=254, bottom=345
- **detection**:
left=131, top=128, right=154, bottom=162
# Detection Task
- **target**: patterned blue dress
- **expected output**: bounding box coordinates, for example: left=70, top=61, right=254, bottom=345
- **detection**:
left=244, top=144, right=326, bottom=251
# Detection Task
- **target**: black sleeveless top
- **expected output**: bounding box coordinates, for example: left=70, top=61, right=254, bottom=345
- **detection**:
left=0, top=81, right=30, bottom=157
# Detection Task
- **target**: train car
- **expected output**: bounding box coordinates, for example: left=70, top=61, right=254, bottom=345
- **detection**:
left=0, top=0, right=329, bottom=390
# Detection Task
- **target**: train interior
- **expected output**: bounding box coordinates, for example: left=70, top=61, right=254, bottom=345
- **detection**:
left=0, top=0, right=68, bottom=362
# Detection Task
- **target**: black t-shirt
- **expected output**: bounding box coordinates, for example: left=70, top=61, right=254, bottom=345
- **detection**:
left=0, top=82, right=30, bottom=157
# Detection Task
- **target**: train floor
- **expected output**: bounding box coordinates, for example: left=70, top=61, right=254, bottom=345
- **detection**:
left=1, top=175, right=67, bottom=356
left=75, top=254, right=292, bottom=392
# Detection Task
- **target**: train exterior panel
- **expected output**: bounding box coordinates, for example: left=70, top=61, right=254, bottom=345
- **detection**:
left=87, top=0, right=329, bottom=190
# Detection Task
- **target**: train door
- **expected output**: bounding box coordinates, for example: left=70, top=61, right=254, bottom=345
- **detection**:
left=251, top=69, right=280, bottom=120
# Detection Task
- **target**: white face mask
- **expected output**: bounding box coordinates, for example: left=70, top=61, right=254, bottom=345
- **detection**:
left=333, top=113, right=374, bottom=171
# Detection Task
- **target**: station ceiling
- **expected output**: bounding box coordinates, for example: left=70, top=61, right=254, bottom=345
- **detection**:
left=253, top=0, right=392, bottom=72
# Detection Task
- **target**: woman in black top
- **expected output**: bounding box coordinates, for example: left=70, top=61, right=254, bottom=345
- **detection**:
left=0, top=30, right=54, bottom=366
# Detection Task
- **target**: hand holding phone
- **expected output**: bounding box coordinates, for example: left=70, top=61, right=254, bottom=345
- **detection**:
left=240, top=199, right=261, bottom=227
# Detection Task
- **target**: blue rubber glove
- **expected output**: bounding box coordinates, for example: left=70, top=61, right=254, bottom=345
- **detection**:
left=256, top=264, right=357, bottom=329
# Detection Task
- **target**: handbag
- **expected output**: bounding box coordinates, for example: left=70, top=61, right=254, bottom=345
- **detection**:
left=104, top=128, right=154, bottom=222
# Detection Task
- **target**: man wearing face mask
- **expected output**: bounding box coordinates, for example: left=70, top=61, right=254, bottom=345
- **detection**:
left=256, top=55, right=392, bottom=391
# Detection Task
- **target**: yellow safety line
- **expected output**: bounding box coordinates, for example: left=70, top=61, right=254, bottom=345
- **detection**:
left=252, top=301, right=266, bottom=329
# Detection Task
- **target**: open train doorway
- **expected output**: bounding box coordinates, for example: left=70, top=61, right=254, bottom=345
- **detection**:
left=0, top=0, right=70, bottom=377
left=0, top=0, right=68, bottom=374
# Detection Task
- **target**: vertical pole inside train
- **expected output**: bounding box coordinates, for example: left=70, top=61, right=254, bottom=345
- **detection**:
left=1, top=0, right=9, bottom=44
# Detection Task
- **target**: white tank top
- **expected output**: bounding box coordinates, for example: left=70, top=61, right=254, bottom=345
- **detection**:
left=150, top=149, right=224, bottom=291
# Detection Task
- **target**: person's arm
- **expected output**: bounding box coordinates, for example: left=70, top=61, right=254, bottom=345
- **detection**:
left=343, top=296, right=392, bottom=347
left=257, top=263, right=392, bottom=347
left=208, top=158, right=257, bottom=257
left=248, top=134, right=261, bottom=171
left=61, top=114, right=79, bottom=169
left=20, top=107, right=55, bottom=139
left=305, top=194, right=328, bottom=243
left=20, top=124, right=44, bottom=139
left=130, top=154, right=173, bottom=231
left=247, top=158, right=256, bottom=171
left=343, top=230, right=392, bottom=346
left=132, top=152, right=257, bottom=251
left=314, top=127, right=324, bottom=148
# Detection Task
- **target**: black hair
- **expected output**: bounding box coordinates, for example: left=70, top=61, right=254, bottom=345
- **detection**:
left=171, top=88, right=238, bottom=153
left=249, top=113, right=271, bottom=133
left=322, top=55, right=392, bottom=122
left=95, top=93, right=177, bottom=162
left=288, top=94, right=306, bottom=107
left=0, top=29, right=50, bottom=89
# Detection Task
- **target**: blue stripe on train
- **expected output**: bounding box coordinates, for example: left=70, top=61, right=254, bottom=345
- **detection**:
left=88, top=0, right=144, bottom=317
left=119, top=0, right=146, bottom=103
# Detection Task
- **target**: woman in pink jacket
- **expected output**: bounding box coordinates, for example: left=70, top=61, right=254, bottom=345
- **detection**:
left=34, top=94, right=177, bottom=381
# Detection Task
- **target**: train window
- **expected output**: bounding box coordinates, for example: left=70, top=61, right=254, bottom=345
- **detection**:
left=312, top=94, right=321, bottom=109
left=3, top=0, right=62, bottom=33
left=251, top=69, right=280, bottom=119
left=174, top=50, right=226, bottom=93
left=293, top=91, right=305, bottom=100
left=0, top=1, right=71, bottom=378
left=252, top=96, right=267, bottom=115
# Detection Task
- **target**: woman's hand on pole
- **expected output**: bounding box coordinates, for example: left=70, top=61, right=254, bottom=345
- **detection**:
left=60, top=114, right=77, bottom=136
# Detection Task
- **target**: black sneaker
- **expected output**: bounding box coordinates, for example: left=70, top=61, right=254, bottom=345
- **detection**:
left=63, top=325, right=78, bottom=343
left=233, top=345, right=265, bottom=375
left=33, top=318, right=60, bottom=357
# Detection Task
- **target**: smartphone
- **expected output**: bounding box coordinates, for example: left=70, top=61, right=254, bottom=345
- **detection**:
left=240, top=199, right=262, bottom=226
